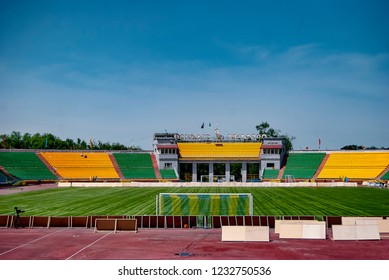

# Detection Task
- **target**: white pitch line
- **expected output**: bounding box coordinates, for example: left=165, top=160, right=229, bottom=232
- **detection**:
left=66, top=232, right=113, bottom=260
left=0, top=228, right=66, bottom=256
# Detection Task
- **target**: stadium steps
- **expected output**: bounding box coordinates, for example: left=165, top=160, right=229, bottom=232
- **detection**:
left=313, top=153, right=330, bottom=180
left=0, top=166, right=17, bottom=182
left=277, top=153, right=289, bottom=179
left=377, top=164, right=389, bottom=180
left=108, top=153, right=125, bottom=179
left=150, top=154, right=162, bottom=179
left=36, top=153, right=59, bottom=179
left=277, top=166, right=286, bottom=180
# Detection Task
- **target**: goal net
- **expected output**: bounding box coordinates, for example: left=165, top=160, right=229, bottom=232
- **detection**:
left=157, top=193, right=253, bottom=216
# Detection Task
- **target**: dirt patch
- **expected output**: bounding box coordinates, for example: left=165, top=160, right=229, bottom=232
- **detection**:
left=0, top=183, right=58, bottom=195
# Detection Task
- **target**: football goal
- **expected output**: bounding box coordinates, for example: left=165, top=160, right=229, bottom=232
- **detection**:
left=156, top=193, right=253, bottom=216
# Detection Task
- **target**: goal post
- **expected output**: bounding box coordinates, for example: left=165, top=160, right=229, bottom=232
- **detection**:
left=156, top=193, right=253, bottom=216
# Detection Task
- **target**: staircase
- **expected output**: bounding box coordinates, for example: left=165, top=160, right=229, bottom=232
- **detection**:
left=36, top=153, right=59, bottom=179
left=277, top=153, right=289, bottom=180
left=108, top=153, right=125, bottom=179
left=277, top=166, right=286, bottom=180
left=377, top=164, right=389, bottom=180
left=150, top=153, right=161, bottom=179
left=0, top=165, right=18, bottom=182
left=312, top=153, right=330, bottom=180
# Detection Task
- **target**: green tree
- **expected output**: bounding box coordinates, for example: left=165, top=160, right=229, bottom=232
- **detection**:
left=65, top=138, right=75, bottom=149
left=255, top=122, right=295, bottom=151
left=9, top=131, right=22, bottom=148
left=256, top=122, right=270, bottom=135
left=1, top=131, right=142, bottom=150
left=21, top=133, right=32, bottom=149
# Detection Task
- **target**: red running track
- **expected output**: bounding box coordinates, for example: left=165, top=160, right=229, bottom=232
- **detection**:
left=0, top=227, right=388, bottom=260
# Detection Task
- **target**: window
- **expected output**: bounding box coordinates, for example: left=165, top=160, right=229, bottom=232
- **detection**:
left=159, top=148, right=177, bottom=154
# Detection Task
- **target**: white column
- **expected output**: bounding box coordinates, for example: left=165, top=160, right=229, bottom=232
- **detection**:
left=225, top=162, right=231, bottom=182
left=241, top=162, right=247, bottom=183
left=192, top=162, right=197, bottom=182
left=209, top=162, right=214, bottom=183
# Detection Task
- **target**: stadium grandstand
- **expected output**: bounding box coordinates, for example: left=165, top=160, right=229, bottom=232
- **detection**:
left=0, top=152, right=57, bottom=181
left=0, top=132, right=388, bottom=185
left=153, top=132, right=285, bottom=182
left=40, top=152, right=120, bottom=180
left=113, top=153, right=156, bottom=180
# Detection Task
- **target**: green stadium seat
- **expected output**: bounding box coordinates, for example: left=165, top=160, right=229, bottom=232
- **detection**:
left=113, top=153, right=156, bottom=179
left=283, top=153, right=326, bottom=180
left=160, top=169, right=177, bottom=179
left=262, top=169, right=279, bottom=179
left=0, top=152, right=57, bottom=181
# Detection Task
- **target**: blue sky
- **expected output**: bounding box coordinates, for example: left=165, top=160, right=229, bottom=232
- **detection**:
left=1, top=0, right=388, bottom=150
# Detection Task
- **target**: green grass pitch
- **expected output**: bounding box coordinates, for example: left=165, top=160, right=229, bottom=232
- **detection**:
left=0, top=187, right=388, bottom=217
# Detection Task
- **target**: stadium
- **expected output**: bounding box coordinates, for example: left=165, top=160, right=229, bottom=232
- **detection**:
left=1, top=132, right=388, bottom=185
left=0, top=132, right=389, bottom=260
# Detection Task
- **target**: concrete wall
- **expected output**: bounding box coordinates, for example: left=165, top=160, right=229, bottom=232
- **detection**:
left=58, top=181, right=358, bottom=188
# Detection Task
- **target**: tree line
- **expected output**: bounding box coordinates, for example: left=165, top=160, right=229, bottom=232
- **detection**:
left=0, top=131, right=141, bottom=151
left=340, top=144, right=388, bottom=150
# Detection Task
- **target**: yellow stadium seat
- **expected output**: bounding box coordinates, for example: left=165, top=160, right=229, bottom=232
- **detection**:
left=177, top=142, right=261, bottom=161
left=40, top=152, right=119, bottom=179
left=317, top=152, right=389, bottom=180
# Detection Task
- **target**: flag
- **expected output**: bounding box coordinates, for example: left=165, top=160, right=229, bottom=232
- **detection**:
left=2, top=135, right=5, bottom=149
left=201, top=123, right=204, bottom=129
left=318, top=138, right=321, bottom=146
left=89, top=138, right=93, bottom=149
left=45, top=137, right=48, bottom=148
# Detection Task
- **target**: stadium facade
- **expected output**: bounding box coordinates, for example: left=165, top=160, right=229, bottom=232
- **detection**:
left=153, top=132, right=286, bottom=182
left=1, top=133, right=388, bottom=184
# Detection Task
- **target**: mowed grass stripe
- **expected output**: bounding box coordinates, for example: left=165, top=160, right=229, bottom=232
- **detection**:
left=0, top=187, right=388, bottom=216
left=255, top=188, right=367, bottom=216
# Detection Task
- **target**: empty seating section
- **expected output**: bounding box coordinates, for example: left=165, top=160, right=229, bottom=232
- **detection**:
left=178, top=142, right=261, bottom=160
left=262, top=169, right=279, bottom=179
left=2, top=150, right=388, bottom=182
left=318, top=152, right=389, bottom=180
left=160, top=169, right=177, bottom=179
left=0, top=152, right=57, bottom=180
left=40, top=152, right=119, bottom=179
left=283, top=153, right=325, bottom=179
left=113, top=153, right=156, bottom=179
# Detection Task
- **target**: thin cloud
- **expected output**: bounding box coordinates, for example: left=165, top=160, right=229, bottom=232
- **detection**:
left=1, top=44, right=388, bottom=149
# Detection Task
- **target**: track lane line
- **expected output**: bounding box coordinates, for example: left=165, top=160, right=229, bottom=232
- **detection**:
left=66, top=232, right=113, bottom=260
left=0, top=228, right=66, bottom=256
